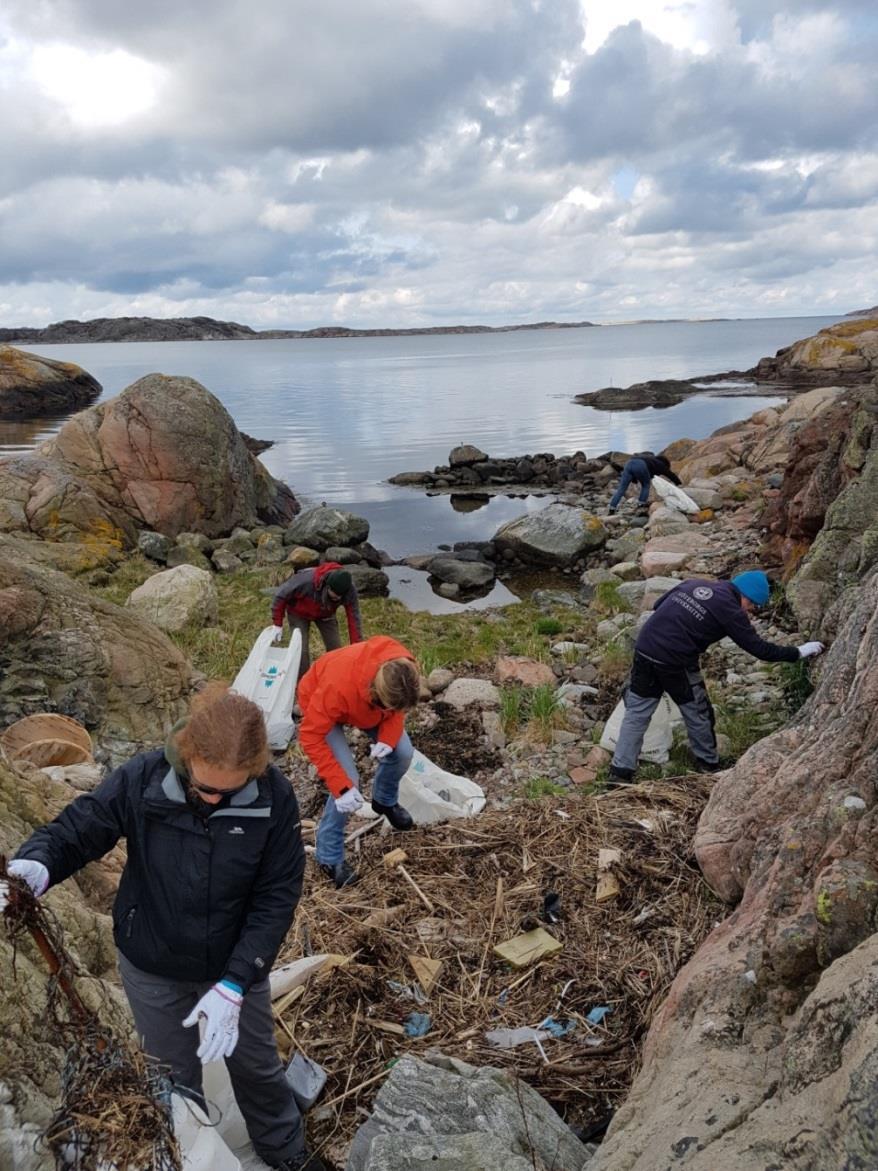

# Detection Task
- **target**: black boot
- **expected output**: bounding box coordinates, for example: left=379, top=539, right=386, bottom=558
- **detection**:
left=692, top=757, right=723, bottom=774
left=371, top=800, right=414, bottom=831
left=318, top=860, right=359, bottom=889
left=606, top=766, right=634, bottom=787
left=272, top=1151, right=328, bottom=1171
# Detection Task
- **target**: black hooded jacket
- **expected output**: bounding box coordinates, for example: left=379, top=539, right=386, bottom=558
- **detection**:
left=15, top=748, right=305, bottom=991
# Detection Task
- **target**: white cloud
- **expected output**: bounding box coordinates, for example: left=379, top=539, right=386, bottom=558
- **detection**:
left=28, top=43, right=164, bottom=127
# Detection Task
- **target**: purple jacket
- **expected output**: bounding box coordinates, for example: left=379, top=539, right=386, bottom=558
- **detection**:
left=635, top=579, right=800, bottom=668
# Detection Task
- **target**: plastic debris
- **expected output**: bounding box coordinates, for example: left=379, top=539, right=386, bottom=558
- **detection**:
left=403, top=1012, right=432, bottom=1037
left=538, top=1016, right=577, bottom=1038
left=387, top=980, right=427, bottom=1004
left=285, top=1052, right=327, bottom=1111
left=485, top=1026, right=552, bottom=1049
left=493, top=927, right=563, bottom=968
left=586, top=1005, right=612, bottom=1025
left=843, top=795, right=867, bottom=811
left=541, top=891, right=562, bottom=924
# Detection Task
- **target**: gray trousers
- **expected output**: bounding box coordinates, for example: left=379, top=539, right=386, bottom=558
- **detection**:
left=290, top=613, right=341, bottom=679
left=612, top=666, right=718, bottom=773
left=118, top=951, right=304, bottom=1165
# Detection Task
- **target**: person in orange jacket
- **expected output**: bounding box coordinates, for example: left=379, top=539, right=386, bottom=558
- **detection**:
left=297, top=635, right=421, bottom=888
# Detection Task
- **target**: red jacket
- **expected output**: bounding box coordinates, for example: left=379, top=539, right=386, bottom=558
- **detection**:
left=298, top=636, right=415, bottom=797
left=271, top=562, right=362, bottom=644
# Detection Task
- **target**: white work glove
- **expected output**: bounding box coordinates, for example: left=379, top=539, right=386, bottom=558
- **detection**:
left=271, top=625, right=284, bottom=644
left=334, top=787, right=364, bottom=814
left=370, top=741, right=393, bottom=760
left=797, top=641, right=825, bottom=659
left=0, top=859, right=50, bottom=909
left=182, top=982, right=243, bottom=1063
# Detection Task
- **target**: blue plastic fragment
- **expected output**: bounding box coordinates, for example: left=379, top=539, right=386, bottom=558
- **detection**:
left=404, top=1012, right=431, bottom=1038
left=586, top=1005, right=612, bottom=1025
left=538, top=1016, right=577, bottom=1038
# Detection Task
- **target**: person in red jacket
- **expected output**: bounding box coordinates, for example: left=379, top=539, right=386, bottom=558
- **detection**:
left=298, top=636, right=421, bottom=888
left=271, top=563, right=363, bottom=678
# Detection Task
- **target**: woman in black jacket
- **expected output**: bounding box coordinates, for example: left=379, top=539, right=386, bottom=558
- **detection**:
left=4, top=684, right=324, bottom=1171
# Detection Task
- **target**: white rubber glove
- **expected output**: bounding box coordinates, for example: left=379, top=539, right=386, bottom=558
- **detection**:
left=370, top=741, right=393, bottom=760
left=271, top=625, right=284, bottom=644
left=797, top=641, right=825, bottom=659
left=334, top=787, right=364, bottom=814
left=0, top=859, right=50, bottom=909
left=182, top=982, right=243, bottom=1063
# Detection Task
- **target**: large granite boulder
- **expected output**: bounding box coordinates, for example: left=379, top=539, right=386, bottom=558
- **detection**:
left=0, top=345, right=101, bottom=418
left=590, top=565, right=878, bottom=1171
left=0, top=756, right=132, bottom=1171
left=0, top=534, right=193, bottom=763
left=0, top=374, right=299, bottom=545
left=493, top=503, right=607, bottom=566
left=346, top=1052, right=593, bottom=1171
left=126, top=564, right=218, bottom=633
left=448, top=444, right=489, bottom=467
left=284, top=505, right=369, bottom=551
left=427, top=555, right=495, bottom=590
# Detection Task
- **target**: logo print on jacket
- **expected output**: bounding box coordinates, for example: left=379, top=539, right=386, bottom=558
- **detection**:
left=229, top=826, right=245, bottom=835
left=693, top=586, right=714, bottom=601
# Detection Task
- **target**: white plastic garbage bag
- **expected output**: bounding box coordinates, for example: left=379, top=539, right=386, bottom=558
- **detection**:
left=172, top=1092, right=242, bottom=1171
left=231, top=627, right=302, bottom=749
left=600, top=695, right=683, bottom=764
left=356, top=749, right=486, bottom=825
left=652, top=475, right=700, bottom=514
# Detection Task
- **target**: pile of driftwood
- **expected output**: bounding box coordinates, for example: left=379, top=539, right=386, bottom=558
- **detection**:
left=275, top=778, right=721, bottom=1159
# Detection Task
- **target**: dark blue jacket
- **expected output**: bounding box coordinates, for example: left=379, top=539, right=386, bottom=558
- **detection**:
left=635, top=579, right=800, bottom=668
left=16, top=749, right=305, bottom=992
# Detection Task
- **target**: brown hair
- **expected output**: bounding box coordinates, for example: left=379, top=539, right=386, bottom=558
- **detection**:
left=371, top=658, right=421, bottom=712
left=175, top=682, right=270, bottom=776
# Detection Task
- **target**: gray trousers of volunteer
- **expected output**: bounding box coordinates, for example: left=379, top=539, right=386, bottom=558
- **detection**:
left=612, top=652, right=719, bottom=773
left=118, top=952, right=304, bottom=1166
left=290, top=614, right=341, bottom=680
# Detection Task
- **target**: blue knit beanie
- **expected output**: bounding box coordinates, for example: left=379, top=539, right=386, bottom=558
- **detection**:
left=732, top=570, right=770, bottom=607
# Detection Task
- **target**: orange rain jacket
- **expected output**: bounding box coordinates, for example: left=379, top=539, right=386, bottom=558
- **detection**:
left=297, top=635, right=415, bottom=798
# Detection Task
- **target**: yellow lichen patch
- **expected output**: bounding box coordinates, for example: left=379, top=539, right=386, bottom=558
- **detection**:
left=84, top=517, right=125, bottom=551
left=821, top=317, right=878, bottom=338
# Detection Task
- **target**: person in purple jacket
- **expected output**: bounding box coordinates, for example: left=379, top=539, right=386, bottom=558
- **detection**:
left=608, top=570, right=825, bottom=784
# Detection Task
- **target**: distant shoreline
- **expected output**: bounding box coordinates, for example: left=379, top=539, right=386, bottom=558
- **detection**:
left=0, top=310, right=844, bottom=346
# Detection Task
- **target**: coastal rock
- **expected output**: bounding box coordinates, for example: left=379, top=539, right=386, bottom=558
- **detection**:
left=323, top=545, right=363, bottom=565
left=576, top=379, right=699, bottom=411
left=137, top=530, right=172, bottom=563
left=426, top=668, right=455, bottom=694
left=591, top=566, right=878, bottom=1171
left=0, top=534, right=192, bottom=763
left=285, top=545, right=321, bottom=569
left=0, top=374, right=299, bottom=545
left=441, top=678, right=500, bottom=710
left=427, top=555, right=495, bottom=590
left=640, top=531, right=710, bottom=577
left=348, top=565, right=390, bottom=597
left=0, top=345, right=101, bottom=418
left=755, top=317, right=878, bottom=382
left=284, top=506, right=369, bottom=551
left=646, top=506, right=691, bottom=537
left=495, top=656, right=556, bottom=687
left=449, top=444, right=489, bottom=467
left=493, top=504, right=607, bottom=567
left=346, top=1052, right=592, bottom=1171
left=125, top=565, right=218, bottom=633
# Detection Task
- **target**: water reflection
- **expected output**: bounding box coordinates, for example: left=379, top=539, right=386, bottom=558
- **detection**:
left=385, top=566, right=521, bottom=614
left=449, top=493, right=491, bottom=513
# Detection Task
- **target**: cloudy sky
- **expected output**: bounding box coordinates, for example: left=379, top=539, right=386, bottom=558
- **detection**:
left=1, top=0, right=876, bottom=328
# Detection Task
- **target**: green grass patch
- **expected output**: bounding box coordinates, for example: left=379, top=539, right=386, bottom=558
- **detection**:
left=522, top=776, right=568, bottom=799
left=596, top=637, right=632, bottom=687
left=590, top=580, right=631, bottom=617
left=499, top=686, right=526, bottom=738
left=533, top=617, right=563, bottom=636
left=778, top=658, right=814, bottom=713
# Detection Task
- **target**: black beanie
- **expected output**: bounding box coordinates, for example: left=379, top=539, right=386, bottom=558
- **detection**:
left=326, top=569, right=352, bottom=596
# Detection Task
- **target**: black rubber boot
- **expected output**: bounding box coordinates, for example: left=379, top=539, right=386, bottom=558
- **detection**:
left=692, top=757, right=723, bottom=774
left=606, top=766, right=635, bottom=787
left=371, top=800, right=414, bottom=831
left=318, top=860, right=359, bottom=889
left=273, top=1151, right=328, bottom=1171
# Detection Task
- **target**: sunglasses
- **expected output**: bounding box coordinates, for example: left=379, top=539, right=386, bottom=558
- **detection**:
left=190, top=776, right=252, bottom=797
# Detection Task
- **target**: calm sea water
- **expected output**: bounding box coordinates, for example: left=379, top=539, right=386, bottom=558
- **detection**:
left=4, top=316, right=841, bottom=557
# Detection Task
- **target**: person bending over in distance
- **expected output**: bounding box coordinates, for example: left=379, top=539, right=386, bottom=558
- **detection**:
left=297, top=636, right=421, bottom=889
left=271, top=563, right=362, bottom=679
left=608, top=452, right=682, bottom=514
left=1, top=684, right=325, bottom=1171
left=609, top=570, right=824, bottom=785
